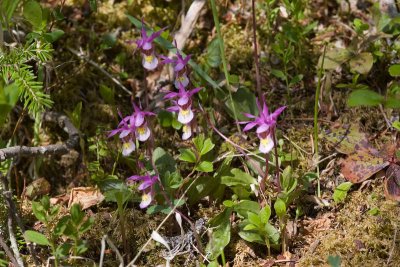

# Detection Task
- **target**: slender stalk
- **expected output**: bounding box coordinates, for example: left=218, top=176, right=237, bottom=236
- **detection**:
left=272, top=128, right=281, bottom=192
left=314, top=45, right=327, bottom=198
left=221, top=249, right=226, bottom=266
left=251, top=0, right=263, bottom=101
left=209, top=0, right=241, bottom=133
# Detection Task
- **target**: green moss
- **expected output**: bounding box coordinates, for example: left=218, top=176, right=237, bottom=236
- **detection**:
left=299, top=184, right=400, bottom=266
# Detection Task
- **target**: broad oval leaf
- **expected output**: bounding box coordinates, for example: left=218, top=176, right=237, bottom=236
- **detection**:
left=25, top=230, right=50, bottom=246
left=349, top=52, right=373, bottom=74
left=347, top=89, right=384, bottom=107
left=221, top=168, right=257, bottom=186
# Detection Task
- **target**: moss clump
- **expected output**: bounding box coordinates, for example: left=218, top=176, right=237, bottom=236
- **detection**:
left=299, top=183, right=400, bottom=266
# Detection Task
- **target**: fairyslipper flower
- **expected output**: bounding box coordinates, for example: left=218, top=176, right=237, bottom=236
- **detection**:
left=131, top=103, right=155, bottom=142
left=164, top=84, right=201, bottom=124
left=127, top=174, right=158, bottom=208
left=108, top=103, right=155, bottom=156
left=161, top=49, right=191, bottom=88
left=241, top=98, right=286, bottom=154
left=135, top=22, right=166, bottom=70
left=108, top=112, right=136, bottom=156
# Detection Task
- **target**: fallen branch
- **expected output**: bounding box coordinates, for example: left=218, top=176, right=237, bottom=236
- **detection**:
left=1, top=173, right=25, bottom=267
left=0, top=111, right=79, bottom=162
left=0, top=232, right=19, bottom=267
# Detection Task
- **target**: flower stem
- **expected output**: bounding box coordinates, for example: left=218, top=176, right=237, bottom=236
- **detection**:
left=272, top=128, right=281, bottom=192
left=209, top=0, right=241, bottom=133
left=314, top=45, right=327, bottom=198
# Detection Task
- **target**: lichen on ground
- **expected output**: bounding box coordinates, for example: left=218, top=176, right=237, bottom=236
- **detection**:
left=299, top=181, right=400, bottom=266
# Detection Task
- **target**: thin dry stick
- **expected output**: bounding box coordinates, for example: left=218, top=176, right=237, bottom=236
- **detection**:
left=67, top=47, right=132, bottom=95
left=126, top=177, right=199, bottom=266
left=1, top=174, right=24, bottom=267
left=5, top=160, right=40, bottom=266
left=0, top=112, right=79, bottom=162
left=0, top=233, right=19, bottom=267
left=99, top=235, right=124, bottom=267
left=387, top=226, right=398, bottom=264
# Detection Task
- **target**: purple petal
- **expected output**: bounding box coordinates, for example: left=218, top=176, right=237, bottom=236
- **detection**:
left=177, top=95, right=189, bottom=106
left=270, top=106, right=286, bottom=121
left=256, top=124, right=270, bottom=134
left=135, top=113, right=145, bottom=127
left=143, top=111, right=156, bottom=116
left=138, top=179, right=153, bottom=190
left=243, top=121, right=258, bottom=131
left=119, top=129, right=131, bottom=138
left=167, top=106, right=180, bottom=112
left=243, top=113, right=256, bottom=119
left=127, top=175, right=142, bottom=182
left=262, top=101, right=269, bottom=119
left=183, top=54, right=192, bottom=64
left=189, top=87, right=202, bottom=96
left=108, top=128, right=122, bottom=138
left=164, top=92, right=178, bottom=99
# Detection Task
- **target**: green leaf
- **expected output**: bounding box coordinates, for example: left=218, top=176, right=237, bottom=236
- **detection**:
left=289, top=74, right=303, bottom=85
left=157, top=110, right=173, bottom=127
left=319, top=47, right=351, bottom=70
left=195, top=161, right=213, bottom=172
left=274, top=198, right=286, bottom=218
left=200, top=138, right=215, bottom=156
left=55, top=243, right=72, bottom=258
left=70, top=102, right=82, bottom=129
left=247, top=212, right=262, bottom=227
left=206, top=208, right=232, bottom=260
left=153, top=147, right=176, bottom=174
left=187, top=175, right=220, bottom=204
left=238, top=231, right=264, bottom=244
left=347, top=89, right=384, bottom=107
left=89, top=0, right=97, bottom=12
left=225, top=87, right=258, bottom=121
left=367, top=207, right=380, bottom=216
left=207, top=38, right=222, bottom=68
left=271, top=69, right=286, bottom=81
left=265, top=223, right=280, bottom=243
left=99, top=84, right=115, bottom=105
left=43, top=29, right=64, bottom=43
left=389, top=64, right=400, bottom=77
left=349, top=52, right=373, bottom=74
left=179, top=148, right=197, bottom=163
left=25, top=230, right=50, bottom=246
left=234, top=200, right=260, bottom=218
left=259, top=206, right=271, bottom=224
left=221, top=168, right=257, bottom=186
left=54, top=216, right=70, bottom=236
left=193, top=134, right=205, bottom=152
left=333, top=182, right=352, bottom=203
left=23, top=1, right=43, bottom=29
left=31, top=201, right=47, bottom=223
left=1, top=0, right=21, bottom=21
left=79, top=217, right=94, bottom=234
left=70, top=204, right=84, bottom=225
left=327, top=255, right=341, bottom=267
left=243, top=223, right=258, bottom=231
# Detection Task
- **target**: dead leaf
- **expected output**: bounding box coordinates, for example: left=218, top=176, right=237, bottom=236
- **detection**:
left=24, top=178, right=51, bottom=200
left=384, top=164, right=400, bottom=201
left=324, top=124, right=368, bottom=155
left=68, top=187, right=105, bottom=210
left=341, top=152, right=389, bottom=183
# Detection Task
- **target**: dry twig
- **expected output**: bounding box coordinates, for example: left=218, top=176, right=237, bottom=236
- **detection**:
left=0, top=112, right=79, bottom=162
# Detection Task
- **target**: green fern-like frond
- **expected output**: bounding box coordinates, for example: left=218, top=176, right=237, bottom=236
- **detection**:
left=0, top=41, right=53, bottom=114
